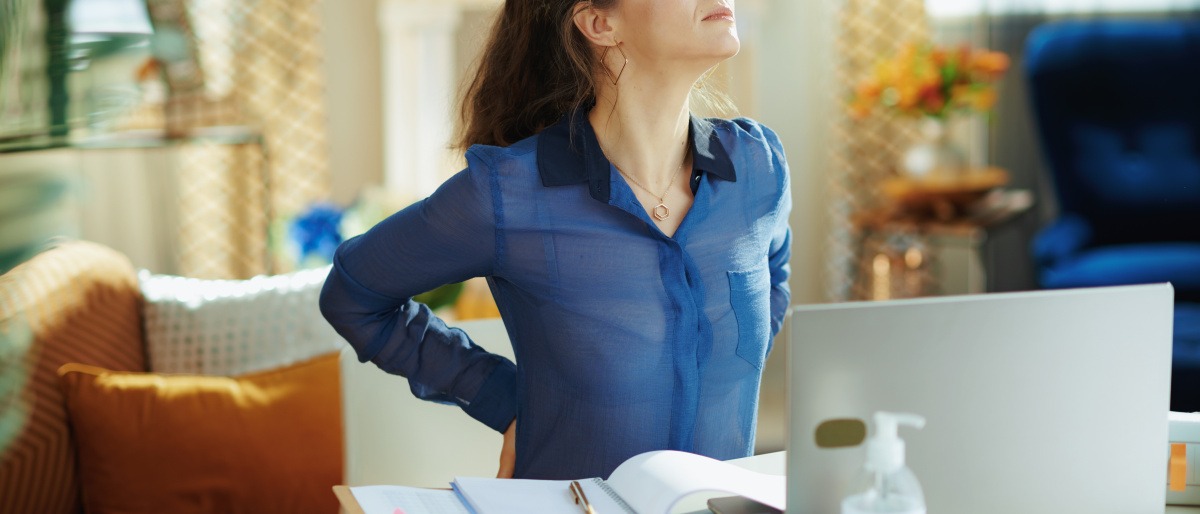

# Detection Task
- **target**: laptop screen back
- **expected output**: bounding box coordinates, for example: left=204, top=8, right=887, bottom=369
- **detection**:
left=787, top=284, right=1173, bottom=514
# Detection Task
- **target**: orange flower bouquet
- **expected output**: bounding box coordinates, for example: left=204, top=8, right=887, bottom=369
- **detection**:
left=848, top=43, right=1010, bottom=120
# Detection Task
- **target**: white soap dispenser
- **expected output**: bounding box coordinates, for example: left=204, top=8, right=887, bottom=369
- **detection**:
left=841, top=411, right=927, bottom=514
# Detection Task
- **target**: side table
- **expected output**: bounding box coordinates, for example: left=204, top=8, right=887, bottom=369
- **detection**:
left=852, top=168, right=1033, bottom=300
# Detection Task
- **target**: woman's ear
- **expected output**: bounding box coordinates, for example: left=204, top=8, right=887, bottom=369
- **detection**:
left=571, top=1, right=618, bottom=47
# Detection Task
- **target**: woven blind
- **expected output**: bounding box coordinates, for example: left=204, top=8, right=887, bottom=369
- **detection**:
left=123, top=0, right=331, bottom=279
left=825, top=0, right=929, bottom=301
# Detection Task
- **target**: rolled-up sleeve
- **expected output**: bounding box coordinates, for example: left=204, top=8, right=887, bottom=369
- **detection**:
left=319, top=149, right=516, bottom=433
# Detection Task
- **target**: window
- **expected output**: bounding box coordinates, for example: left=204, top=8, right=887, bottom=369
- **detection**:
left=69, top=0, right=152, bottom=36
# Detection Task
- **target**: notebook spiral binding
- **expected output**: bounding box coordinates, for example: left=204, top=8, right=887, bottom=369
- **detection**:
left=591, top=478, right=638, bottom=514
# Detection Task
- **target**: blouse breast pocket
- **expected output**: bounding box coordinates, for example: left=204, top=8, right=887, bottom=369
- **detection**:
left=727, top=264, right=772, bottom=370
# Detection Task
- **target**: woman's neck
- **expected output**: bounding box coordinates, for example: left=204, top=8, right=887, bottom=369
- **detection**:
left=588, top=72, right=696, bottom=193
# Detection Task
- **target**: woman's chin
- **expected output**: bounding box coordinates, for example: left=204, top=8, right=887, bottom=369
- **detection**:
left=722, top=40, right=742, bottom=59
left=698, top=48, right=741, bottom=71
left=711, top=29, right=741, bottom=55
left=707, top=37, right=741, bottom=61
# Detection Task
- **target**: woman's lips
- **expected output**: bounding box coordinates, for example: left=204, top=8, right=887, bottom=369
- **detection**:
left=703, top=7, right=734, bottom=21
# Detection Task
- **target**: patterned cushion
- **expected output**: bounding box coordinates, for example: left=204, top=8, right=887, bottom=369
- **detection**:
left=140, top=265, right=344, bottom=376
left=0, top=240, right=145, bottom=514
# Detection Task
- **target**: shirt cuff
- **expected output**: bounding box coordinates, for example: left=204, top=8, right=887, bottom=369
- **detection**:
left=463, top=359, right=517, bottom=433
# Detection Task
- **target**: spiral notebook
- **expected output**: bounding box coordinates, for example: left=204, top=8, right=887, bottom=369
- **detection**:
left=452, top=476, right=636, bottom=514
left=345, top=450, right=785, bottom=514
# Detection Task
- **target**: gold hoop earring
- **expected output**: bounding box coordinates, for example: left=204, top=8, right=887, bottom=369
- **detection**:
left=601, top=44, right=628, bottom=86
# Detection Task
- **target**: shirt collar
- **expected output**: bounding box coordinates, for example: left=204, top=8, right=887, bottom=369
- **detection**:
left=536, top=109, right=737, bottom=202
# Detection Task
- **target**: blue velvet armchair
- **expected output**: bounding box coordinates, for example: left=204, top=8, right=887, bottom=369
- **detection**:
left=1026, top=20, right=1200, bottom=410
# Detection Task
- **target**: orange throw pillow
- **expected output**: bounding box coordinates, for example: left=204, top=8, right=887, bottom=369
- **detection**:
left=57, top=353, right=343, bottom=514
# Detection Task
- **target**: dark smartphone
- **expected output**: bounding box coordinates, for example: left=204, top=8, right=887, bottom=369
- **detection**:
left=706, top=495, right=783, bottom=514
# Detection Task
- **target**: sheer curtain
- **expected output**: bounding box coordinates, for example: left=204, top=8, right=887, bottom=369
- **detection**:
left=824, top=0, right=930, bottom=302
left=927, top=0, right=1200, bottom=293
left=63, top=0, right=332, bottom=279
left=167, top=0, right=331, bottom=279
left=189, top=0, right=330, bottom=279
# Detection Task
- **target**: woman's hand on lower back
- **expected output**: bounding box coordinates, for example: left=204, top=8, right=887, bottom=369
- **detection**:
left=497, top=419, right=516, bottom=478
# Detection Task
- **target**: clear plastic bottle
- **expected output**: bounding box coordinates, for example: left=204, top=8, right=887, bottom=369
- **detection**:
left=841, top=412, right=927, bottom=514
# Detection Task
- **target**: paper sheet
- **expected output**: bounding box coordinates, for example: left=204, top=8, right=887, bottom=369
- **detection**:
left=351, top=450, right=785, bottom=514
left=452, top=476, right=635, bottom=514
left=350, top=485, right=471, bottom=514
left=605, top=451, right=787, bottom=514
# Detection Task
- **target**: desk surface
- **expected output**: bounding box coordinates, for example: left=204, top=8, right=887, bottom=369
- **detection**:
left=338, top=451, right=1200, bottom=514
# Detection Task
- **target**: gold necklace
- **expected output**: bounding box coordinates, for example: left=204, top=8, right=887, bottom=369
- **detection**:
left=607, top=146, right=690, bottom=221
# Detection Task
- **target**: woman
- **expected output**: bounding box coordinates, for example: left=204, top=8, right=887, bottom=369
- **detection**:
left=319, top=0, right=792, bottom=480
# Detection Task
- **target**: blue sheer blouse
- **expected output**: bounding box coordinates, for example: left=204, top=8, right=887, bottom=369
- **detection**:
left=319, top=111, right=792, bottom=480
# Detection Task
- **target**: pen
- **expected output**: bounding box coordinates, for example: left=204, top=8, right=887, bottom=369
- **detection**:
left=570, top=480, right=597, bottom=514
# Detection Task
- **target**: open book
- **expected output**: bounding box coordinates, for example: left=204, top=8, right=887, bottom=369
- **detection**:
left=345, top=450, right=785, bottom=514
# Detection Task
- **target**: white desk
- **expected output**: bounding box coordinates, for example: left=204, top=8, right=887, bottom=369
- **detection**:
left=681, top=452, right=1200, bottom=514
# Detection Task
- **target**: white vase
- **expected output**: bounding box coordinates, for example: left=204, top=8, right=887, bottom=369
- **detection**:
left=901, top=117, right=966, bottom=179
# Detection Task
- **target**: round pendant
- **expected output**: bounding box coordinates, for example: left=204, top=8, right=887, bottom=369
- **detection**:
left=652, top=203, right=670, bottom=221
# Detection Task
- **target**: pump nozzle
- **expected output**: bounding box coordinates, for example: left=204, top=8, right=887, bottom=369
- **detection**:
left=866, top=411, right=925, bottom=473
left=874, top=412, right=925, bottom=439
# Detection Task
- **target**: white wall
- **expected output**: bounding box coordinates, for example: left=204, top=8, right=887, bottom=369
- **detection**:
left=758, top=0, right=835, bottom=307
left=320, top=0, right=385, bottom=205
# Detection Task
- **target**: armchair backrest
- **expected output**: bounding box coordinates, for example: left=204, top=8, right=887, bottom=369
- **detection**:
left=0, top=240, right=145, bottom=514
left=1026, top=20, right=1200, bottom=245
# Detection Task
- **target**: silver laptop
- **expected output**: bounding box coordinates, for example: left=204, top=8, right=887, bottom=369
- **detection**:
left=787, top=284, right=1174, bottom=514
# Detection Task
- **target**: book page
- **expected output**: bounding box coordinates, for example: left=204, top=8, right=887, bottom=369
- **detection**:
left=350, top=485, right=471, bottom=514
left=452, top=476, right=635, bottom=514
left=605, top=451, right=786, bottom=514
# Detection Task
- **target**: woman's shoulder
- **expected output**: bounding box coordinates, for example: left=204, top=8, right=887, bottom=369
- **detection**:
left=464, top=136, right=539, bottom=170
left=460, top=136, right=543, bottom=190
left=706, top=116, right=788, bottom=176
left=706, top=116, right=784, bottom=150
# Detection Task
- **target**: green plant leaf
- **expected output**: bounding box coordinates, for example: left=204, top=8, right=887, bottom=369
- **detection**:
left=413, top=282, right=466, bottom=312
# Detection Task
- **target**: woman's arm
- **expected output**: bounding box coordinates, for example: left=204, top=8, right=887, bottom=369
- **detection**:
left=319, top=150, right=516, bottom=434
left=764, top=125, right=793, bottom=347
left=767, top=216, right=792, bottom=341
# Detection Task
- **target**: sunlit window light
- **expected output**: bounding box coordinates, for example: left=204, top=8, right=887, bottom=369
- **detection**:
left=928, top=0, right=1200, bottom=18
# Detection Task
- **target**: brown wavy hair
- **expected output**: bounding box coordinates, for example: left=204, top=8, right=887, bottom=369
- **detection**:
left=454, top=0, right=607, bottom=151
left=455, top=0, right=734, bottom=151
